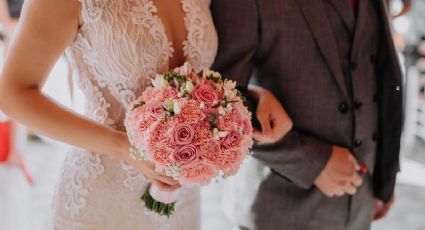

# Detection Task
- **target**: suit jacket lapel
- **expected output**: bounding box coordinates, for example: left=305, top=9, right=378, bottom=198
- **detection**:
left=326, top=0, right=356, bottom=34
left=351, top=0, right=369, bottom=60
left=294, top=0, right=349, bottom=99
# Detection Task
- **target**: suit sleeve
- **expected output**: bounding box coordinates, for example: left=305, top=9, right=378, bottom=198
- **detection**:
left=211, top=0, right=332, bottom=190
left=372, top=0, right=403, bottom=202
left=211, top=0, right=258, bottom=90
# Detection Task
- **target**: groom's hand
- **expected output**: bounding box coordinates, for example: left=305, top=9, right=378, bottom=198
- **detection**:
left=314, top=146, right=363, bottom=197
left=248, top=85, right=293, bottom=144
left=373, top=195, right=395, bottom=220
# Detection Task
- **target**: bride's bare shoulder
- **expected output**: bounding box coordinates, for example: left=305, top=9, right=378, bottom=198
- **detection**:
left=21, top=0, right=81, bottom=27
left=11, top=0, right=82, bottom=56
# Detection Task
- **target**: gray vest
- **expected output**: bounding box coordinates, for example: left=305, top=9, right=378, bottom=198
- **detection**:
left=324, top=0, right=380, bottom=173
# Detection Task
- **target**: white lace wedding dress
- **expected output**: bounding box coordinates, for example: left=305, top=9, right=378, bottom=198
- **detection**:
left=51, top=0, right=217, bottom=229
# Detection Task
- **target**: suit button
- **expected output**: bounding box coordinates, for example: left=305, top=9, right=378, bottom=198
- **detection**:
left=354, top=100, right=363, bottom=110
left=354, top=139, right=363, bottom=148
left=339, top=102, right=349, bottom=114
left=351, top=61, right=358, bottom=71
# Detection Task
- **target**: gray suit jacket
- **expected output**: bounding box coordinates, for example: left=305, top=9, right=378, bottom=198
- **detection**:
left=212, top=0, right=402, bottom=229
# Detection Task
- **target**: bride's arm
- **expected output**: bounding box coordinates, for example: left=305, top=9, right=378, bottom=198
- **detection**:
left=0, top=0, right=128, bottom=158
left=0, top=0, right=178, bottom=189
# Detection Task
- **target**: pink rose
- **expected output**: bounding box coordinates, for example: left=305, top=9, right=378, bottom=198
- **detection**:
left=147, top=101, right=164, bottom=118
left=173, top=145, right=199, bottom=165
left=172, top=123, right=195, bottom=145
left=220, top=131, right=241, bottom=150
left=164, top=88, right=179, bottom=99
left=192, top=85, right=219, bottom=106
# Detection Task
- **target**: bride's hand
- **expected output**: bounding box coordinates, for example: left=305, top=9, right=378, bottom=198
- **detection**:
left=128, top=159, right=181, bottom=192
left=118, top=133, right=181, bottom=192
left=248, top=85, right=293, bottom=145
left=127, top=158, right=181, bottom=192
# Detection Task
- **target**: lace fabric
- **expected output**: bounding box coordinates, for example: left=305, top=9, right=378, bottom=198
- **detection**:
left=52, top=0, right=217, bottom=229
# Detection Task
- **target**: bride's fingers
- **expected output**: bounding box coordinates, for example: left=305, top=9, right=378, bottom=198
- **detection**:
left=155, top=175, right=180, bottom=186
left=152, top=180, right=181, bottom=192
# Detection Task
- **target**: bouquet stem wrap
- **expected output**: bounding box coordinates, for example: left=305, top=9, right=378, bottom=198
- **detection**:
left=142, top=184, right=179, bottom=217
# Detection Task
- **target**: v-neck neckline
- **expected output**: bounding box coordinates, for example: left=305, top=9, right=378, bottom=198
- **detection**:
left=148, top=0, right=190, bottom=69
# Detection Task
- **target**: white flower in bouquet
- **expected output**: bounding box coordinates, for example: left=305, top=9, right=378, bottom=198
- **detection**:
left=173, top=101, right=181, bottom=114
left=152, top=74, right=168, bottom=89
left=185, top=81, right=195, bottom=94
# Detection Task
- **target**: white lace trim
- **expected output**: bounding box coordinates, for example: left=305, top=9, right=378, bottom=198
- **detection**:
left=120, top=161, right=148, bottom=192
left=61, top=34, right=113, bottom=216
left=67, top=33, right=114, bottom=126
left=131, top=0, right=174, bottom=69
left=182, top=0, right=218, bottom=72
left=82, top=0, right=107, bottom=23
left=64, top=149, right=105, bottom=216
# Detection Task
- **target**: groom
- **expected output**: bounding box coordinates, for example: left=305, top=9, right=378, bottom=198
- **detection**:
left=212, top=0, right=402, bottom=229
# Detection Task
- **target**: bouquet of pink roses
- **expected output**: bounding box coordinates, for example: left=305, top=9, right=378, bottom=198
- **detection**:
left=125, top=62, right=253, bottom=216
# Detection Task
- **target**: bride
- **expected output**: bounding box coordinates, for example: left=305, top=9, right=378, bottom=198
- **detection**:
left=0, top=0, right=217, bottom=229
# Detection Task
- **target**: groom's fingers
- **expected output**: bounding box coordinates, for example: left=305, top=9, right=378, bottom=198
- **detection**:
left=351, top=173, right=363, bottom=187
left=252, top=129, right=264, bottom=140
left=343, top=183, right=357, bottom=195
left=253, top=129, right=273, bottom=145
left=348, top=155, right=361, bottom=171
left=271, top=109, right=293, bottom=140
left=334, top=190, right=345, bottom=197
left=256, top=110, right=272, bottom=136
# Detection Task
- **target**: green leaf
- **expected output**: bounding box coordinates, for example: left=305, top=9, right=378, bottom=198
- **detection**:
left=132, top=101, right=145, bottom=111
left=208, top=113, right=219, bottom=126
left=141, top=190, right=176, bottom=217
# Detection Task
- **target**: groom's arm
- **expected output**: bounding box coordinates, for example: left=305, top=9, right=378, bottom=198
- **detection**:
left=211, top=0, right=258, bottom=90
left=211, top=0, right=333, bottom=190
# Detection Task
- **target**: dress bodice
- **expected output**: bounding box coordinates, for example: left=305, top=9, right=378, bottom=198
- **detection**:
left=67, top=0, right=218, bottom=130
